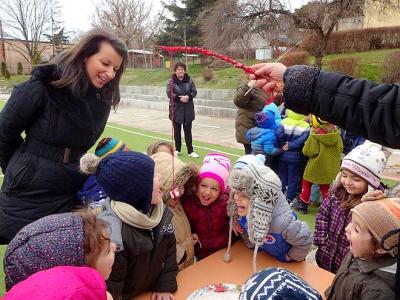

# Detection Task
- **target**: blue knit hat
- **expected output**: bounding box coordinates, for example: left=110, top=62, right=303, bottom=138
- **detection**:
left=95, top=137, right=129, bottom=158
left=239, top=268, right=322, bottom=300
left=94, top=151, right=155, bottom=213
left=255, top=111, right=277, bottom=129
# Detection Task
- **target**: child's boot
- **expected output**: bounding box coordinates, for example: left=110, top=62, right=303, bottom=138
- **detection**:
left=291, top=197, right=308, bottom=214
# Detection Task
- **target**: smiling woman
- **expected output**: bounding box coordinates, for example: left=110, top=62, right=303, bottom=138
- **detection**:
left=0, top=29, right=128, bottom=244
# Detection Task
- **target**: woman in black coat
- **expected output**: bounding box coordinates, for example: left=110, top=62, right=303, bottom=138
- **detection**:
left=166, top=62, right=199, bottom=158
left=249, top=63, right=400, bottom=149
left=0, top=29, right=128, bottom=243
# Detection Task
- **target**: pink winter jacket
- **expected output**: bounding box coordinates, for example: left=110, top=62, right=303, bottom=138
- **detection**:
left=3, top=266, right=107, bottom=300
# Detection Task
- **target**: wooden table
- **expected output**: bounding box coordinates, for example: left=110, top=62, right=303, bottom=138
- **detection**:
left=135, top=241, right=334, bottom=299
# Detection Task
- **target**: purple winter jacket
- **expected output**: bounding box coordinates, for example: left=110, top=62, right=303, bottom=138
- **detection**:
left=314, top=192, right=352, bottom=274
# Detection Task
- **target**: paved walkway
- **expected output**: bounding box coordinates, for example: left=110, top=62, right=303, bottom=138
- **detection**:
left=110, top=106, right=400, bottom=182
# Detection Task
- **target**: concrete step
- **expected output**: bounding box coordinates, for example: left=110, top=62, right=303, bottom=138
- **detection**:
left=120, top=93, right=236, bottom=109
left=119, top=98, right=237, bottom=118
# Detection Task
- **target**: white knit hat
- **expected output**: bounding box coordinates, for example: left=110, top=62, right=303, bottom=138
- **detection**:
left=224, top=155, right=282, bottom=272
left=341, top=140, right=387, bottom=190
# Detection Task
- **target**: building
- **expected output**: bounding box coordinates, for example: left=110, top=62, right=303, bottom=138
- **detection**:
left=0, top=38, right=71, bottom=74
left=336, top=0, right=400, bottom=31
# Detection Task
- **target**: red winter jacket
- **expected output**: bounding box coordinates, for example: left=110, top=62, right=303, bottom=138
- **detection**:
left=181, top=190, right=230, bottom=259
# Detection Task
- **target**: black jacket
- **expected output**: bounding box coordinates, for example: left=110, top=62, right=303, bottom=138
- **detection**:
left=283, top=65, right=400, bottom=148
left=166, top=73, right=197, bottom=124
left=106, top=207, right=178, bottom=299
left=0, top=65, right=110, bottom=242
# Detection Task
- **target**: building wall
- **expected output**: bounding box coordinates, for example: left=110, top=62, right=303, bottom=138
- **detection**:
left=364, top=0, right=400, bottom=28
left=0, top=39, right=71, bottom=74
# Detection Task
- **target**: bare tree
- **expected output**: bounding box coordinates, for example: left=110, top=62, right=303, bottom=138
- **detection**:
left=237, top=0, right=397, bottom=67
left=92, top=0, right=152, bottom=49
left=0, top=0, right=61, bottom=64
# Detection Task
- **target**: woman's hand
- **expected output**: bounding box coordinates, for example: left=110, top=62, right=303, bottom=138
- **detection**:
left=151, top=292, right=175, bottom=300
left=361, top=190, right=386, bottom=202
left=282, top=142, right=289, bottom=151
left=249, top=63, right=287, bottom=94
left=179, top=95, right=189, bottom=103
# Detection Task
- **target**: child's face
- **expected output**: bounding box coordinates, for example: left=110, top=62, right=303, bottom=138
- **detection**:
left=345, top=213, right=375, bottom=259
left=196, top=177, right=221, bottom=206
left=341, top=169, right=368, bottom=195
left=93, top=240, right=117, bottom=280
left=233, top=191, right=250, bottom=216
left=151, top=174, right=163, bottom=205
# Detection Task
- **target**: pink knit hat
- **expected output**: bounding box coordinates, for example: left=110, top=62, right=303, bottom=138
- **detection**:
left=198, top=153, right=231, bottom=191
left=4, top=266, right=107, bottom=300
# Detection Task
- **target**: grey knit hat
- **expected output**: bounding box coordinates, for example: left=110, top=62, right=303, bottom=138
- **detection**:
left=224, top=155, right=282, bottom=272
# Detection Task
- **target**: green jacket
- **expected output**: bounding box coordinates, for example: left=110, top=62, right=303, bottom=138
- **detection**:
left=233, top=81, right=266, bottom=145
left=302, top=130, right=343, bottom=184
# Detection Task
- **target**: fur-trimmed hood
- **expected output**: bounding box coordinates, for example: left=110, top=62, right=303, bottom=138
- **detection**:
left=151, top=152, right=199, bottom=204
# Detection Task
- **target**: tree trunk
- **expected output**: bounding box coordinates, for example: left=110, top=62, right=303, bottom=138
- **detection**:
left=314, top=35, right=327, bottom=68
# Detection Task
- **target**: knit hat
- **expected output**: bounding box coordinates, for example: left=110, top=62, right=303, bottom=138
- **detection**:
left=4, top=213, right=85, bottom=290
left=233, top=154, right=265, bottom=171
left=4, top=266, right=107, bottom=300
left=255, top=111, right=278, bottom=129
left=352, top=198, right=400, bottom=255
left=239, top=268, right=322, bottom=300
left=151, top=152, right=199, bottom=203
left=224, top=155, right=282, bottom=272
left=351, top=198, right=400, bottom=297
left=198, top=153, right=232, bottom=192
left=341, top=140, right=387, bottom=190
left=95, top=137, right=129, bottom=158
left=80, top=151, right=155, bottom=214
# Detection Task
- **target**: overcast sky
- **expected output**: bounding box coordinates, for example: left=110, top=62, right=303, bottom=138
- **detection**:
left=61, top=0, right=309, bottom=33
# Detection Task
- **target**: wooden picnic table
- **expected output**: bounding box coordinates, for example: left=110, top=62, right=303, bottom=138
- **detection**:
left=135, top=241, right=334, bottom=299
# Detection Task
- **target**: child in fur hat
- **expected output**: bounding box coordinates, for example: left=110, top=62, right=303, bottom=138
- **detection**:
left=80, top=151, right=178, bottom=300
left=77, top=137, right=130, bottom=209
left=4, top=210, right=115, bottom=299
left=146, top=140, right=174, bottom=156
left=181, top=153, right=232, bottom=259
left=325, top=198, right=400, bottom=299
left=226, top=155, right=313, bottom=272
left=151, top=151, right=199, bottom=270
left=314, top=140, right=388, bottom=274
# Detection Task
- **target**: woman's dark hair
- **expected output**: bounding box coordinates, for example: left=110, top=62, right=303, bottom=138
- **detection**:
left=80, top=209, right=112, bottom=267
left=51, top=28, right=128, bottom=108
left=174, top=61, right=187, bottom=72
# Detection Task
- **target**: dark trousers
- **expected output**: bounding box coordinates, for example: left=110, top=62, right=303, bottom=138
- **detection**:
left=278, top=161, right=303, bottom=201
left=174, top=122, right=193, bottom=153
left=244, top=144, right=252, bottom=154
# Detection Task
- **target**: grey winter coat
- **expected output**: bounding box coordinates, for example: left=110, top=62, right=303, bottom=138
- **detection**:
left=166, top=74, right=197, bottom=124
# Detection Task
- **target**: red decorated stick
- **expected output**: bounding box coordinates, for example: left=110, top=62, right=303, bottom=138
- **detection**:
left=158, top=46, right=256, bottom=75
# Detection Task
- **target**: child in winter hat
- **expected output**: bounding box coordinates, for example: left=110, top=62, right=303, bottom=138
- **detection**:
left=181, top=153, right=232, bottom=259
left=80, top=151, right=178, bottom=299
left=325, top=198, right=400, bottom=299
left=77, top=137, right=130, bottom=208
left=146, top=140, right=174, bottom=156
left=151, top=151, right=199, bottom=270
left=3, top=266, right=113, bottom=300
left=226, top=155, right=313, bottom=272
left=4, top=210, right=116, bottom=291
left=239, top=267, right=322, bottom=300
left=314, top=140, right=389, bottom=274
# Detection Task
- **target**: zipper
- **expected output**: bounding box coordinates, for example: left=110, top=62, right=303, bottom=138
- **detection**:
left=6, top=161, right=31, bottom=192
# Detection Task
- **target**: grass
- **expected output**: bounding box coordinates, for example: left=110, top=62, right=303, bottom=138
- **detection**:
left=0, top=48, right=399, bottom=89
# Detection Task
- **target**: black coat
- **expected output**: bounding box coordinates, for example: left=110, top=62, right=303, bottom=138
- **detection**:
left=106, top=207, right=178, bottom=299
left=166, top=73, right=197, bottom=124
left=0, top=65, right=110, bottom=242
left=283, top=65, right=400, bottom=148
